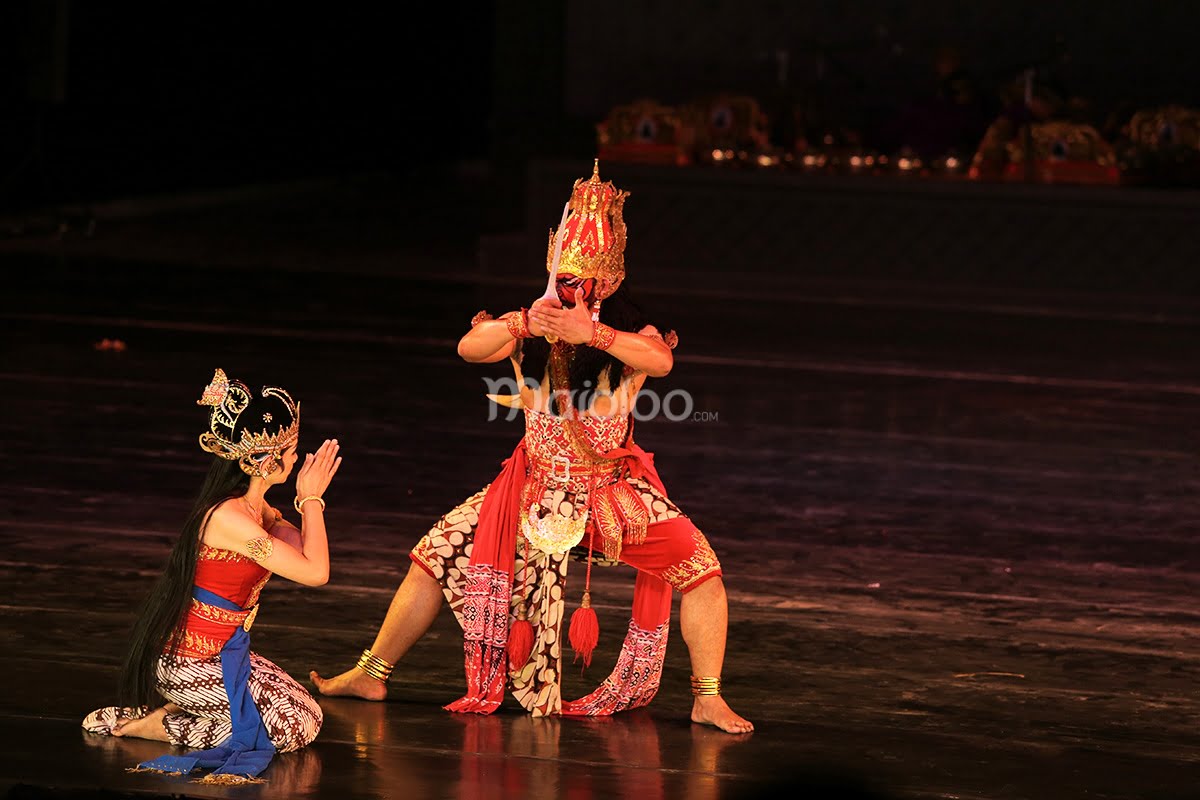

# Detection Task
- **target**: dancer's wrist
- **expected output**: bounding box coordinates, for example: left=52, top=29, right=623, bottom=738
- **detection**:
left=505, top=309, right=533, bottom=339
left=294, top=495, right=326, bottom=514
left=588, top=322, right=617, bottom=350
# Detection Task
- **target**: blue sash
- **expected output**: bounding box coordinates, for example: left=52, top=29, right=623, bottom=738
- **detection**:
left=136, top=586, right=276, bottom=781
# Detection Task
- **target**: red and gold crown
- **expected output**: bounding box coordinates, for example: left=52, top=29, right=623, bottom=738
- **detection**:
left=545, top=159, right=629, bottom=300
left=196, top=368, right=299, bottom=477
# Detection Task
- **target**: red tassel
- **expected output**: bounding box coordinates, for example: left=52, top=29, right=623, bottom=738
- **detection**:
left=568, top=591, right=600, bottom=668
left=507, top=612, right=535, bottom=671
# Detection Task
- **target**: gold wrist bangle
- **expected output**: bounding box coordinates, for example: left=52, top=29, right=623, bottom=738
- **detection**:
left=356, top=648, right=395, bottom=684
left=294, top=495, right=326, bottom=514
left=690, top=675, right=722, bottom=696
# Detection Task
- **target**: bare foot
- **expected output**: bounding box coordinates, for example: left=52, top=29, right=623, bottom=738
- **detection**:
left=691, top=696, right=754, bottom=734
left=310, top=668, right=387, bottom=701
left=82, top=705, right=146, bottom=736
left=112, top=706, right=171, bottom=742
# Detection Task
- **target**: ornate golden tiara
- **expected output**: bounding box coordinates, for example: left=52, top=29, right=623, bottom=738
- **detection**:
left=197, top=368, right=299, bottom=476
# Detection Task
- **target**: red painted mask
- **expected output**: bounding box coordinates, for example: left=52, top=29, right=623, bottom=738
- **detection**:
left=555, top=274, right=595, bottom=307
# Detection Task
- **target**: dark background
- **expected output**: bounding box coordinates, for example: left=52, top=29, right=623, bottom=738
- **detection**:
left=4, top=1, right=1200, bottom=226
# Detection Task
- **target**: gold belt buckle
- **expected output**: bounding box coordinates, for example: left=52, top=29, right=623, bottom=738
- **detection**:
left=550, top=455, right=571, bottom=483
left=522, top=506, right=588, bottom=555
left=242, top=604, right=259, bottom=632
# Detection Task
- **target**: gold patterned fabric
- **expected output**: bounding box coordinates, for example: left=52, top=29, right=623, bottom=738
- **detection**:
left=198, top=543, right=256, bottom=563
left=190, top=599, right=254, bottom=628
left=175, top=629, right=228, bottom=660
left=521, top=408, right=650, bottom=560
left=659, top=526, right=722, bottom=592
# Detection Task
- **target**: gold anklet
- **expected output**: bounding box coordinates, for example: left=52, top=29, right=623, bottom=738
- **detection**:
left=690, top=675, right=721, bottom=696
left=355, top=648, right=395, bottom=683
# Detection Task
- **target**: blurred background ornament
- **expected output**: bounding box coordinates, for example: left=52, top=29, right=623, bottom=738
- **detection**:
left=929, top=149, right=969, bottom=179
left=596, top=98, right=696, bottom=167
left=685, top=93, right=771, bottom=167
left=891, top=145, right=927, bottom=177
left=791, top=128, right=870, bottom=175
left=967, top=115, right=1016, bottom=182
left=1000, top=121, right=1120, bottom=185
left=1116, top=105, right=1200, bottom=187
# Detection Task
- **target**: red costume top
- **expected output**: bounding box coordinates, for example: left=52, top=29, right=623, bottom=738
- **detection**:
left=171, top=541, right=273, bottom=659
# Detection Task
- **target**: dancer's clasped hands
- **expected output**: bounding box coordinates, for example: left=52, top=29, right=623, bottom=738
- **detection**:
left=529, top=288, right=594, bottom=344
left=296, top=439, right=342, bottom=502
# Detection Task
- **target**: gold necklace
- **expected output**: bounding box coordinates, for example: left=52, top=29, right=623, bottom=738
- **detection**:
left=241, top=495, right=264, bottom=522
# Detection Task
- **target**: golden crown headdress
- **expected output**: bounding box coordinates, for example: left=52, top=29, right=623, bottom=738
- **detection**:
left=545, top=159, right=629, bottom=300
left=197, top=368, right=299, bottom=477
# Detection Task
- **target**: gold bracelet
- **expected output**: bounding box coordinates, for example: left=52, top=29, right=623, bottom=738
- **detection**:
left=356, top=648, right=395, bottom=683
left=294, top=495, right=326, bottom=514
left=690, top=675, right=722, bottom=696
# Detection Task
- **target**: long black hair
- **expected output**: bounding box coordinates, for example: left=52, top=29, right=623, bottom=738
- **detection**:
left=117, top=458, right=248, bottom=707
left=520, top=282, right=666, bottom=413
left=117, top=386, right=297, bottom=708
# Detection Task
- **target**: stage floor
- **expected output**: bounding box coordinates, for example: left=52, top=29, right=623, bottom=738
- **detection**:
left=1, top=171, right=1199, bottom=800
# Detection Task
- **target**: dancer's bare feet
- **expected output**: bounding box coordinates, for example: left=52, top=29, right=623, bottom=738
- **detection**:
left=309, top=668, right=387, bottom=701
left=691, top=695, right=754, bottom=734
left=112, top=705, right=173, bottom=742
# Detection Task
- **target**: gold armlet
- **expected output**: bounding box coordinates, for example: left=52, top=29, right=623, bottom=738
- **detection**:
left=245, top=536, right=274, bottom=564
left=356, top=648, right=395, bottom=684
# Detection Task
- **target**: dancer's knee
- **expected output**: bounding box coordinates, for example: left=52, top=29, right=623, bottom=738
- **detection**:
left=271, top=696, right=323, bottom=752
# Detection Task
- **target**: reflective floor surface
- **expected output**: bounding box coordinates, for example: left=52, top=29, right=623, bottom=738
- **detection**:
left=1, top=171, right=1198, bottom=799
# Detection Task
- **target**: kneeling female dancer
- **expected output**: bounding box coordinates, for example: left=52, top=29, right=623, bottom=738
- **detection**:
left=83, top=368, right=341, bottom=784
